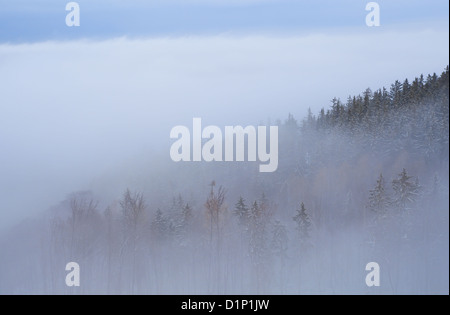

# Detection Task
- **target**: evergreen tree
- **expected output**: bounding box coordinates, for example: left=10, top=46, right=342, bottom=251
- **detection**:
left=392, top=169, right=420, bottom=210
left=248, top=201, right=270, bottom=263
left=181, top=203, right=193, bottom=227
left=234, top=196, right=249, bottom=227
left=152, top=209, right=170, bottom=242
left=293, top=202, right=311, bottom=242
left=175, top=203, right=193, bottom=244
left=368, top=173, right=390, bottom=214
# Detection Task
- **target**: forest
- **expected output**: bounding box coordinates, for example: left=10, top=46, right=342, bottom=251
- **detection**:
left=0, top=67, right=448, bottom=294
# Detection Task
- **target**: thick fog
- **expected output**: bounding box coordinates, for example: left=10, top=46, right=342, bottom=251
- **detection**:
left=0, top=31, right=448, bottom=230
left=0, top=32, right=448, bottom=294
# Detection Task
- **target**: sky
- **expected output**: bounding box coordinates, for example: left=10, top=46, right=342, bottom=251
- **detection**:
left=0, top=0, right=449, bottom=42
left=0, top=0, right=448, bottom=230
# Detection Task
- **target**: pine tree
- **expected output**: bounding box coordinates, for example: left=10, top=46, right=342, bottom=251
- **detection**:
left=390, top=80, right=403, bottom=108
left=248, top=200, right=271, bottom=292
left=368, top=173, right=390, bottom=215
left=152, top=208, right=170, bottom=242
left=181, top=203, right=193, bottom=227
left=392, top=169, right=420, bottom=210
left=248, top=201, right=270, bottom=263
left=174, top=203, right=193, bottom=246
left=234, top=196, right=249, bottom=227
left=293, top=202, right=311, bottom=242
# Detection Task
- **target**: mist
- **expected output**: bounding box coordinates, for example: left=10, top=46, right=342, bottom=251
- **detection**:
left=0, top=30, right=448, bottom=230
left=0, top=29, right=448, bottom=294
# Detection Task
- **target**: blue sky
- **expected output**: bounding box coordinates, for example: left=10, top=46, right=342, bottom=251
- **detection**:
left=0, top=0, right=448, bottom=42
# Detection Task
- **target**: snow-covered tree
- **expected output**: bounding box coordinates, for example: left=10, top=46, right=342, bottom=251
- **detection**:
left=234, top=196, right=249, bottom=227
left=392, top=169, right=420, bottom=210
left=152, top=208, right=171, bottom=242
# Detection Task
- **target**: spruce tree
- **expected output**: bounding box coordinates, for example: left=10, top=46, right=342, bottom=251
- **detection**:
left=368, top=173, right=390, bottom=214
left=392, top=169, right=420, bottom=210
left=248, top=201, right=269, bottom=264
left=181, top=203, right=193, bottom=227
left=152, top=209, right=170, bottom=242
left=293, top=202, right=311, bottom=241
left=178, top=203, right=193, bottom=238
left=234, top=196, right=249, bottom=226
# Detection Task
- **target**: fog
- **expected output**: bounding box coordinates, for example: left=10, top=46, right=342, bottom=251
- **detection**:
left=0, top=30, right=448, bottom=230
left=0, top=31, right=448, bottom=294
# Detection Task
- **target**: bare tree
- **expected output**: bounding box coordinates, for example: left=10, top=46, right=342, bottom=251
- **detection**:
left=205, top=181, right=226, bottom=246
left=68, top=193, right=100, bottom=260
left=119, top=189, right=147, bottom=294
left=204, top=181, right=227, bottom=293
